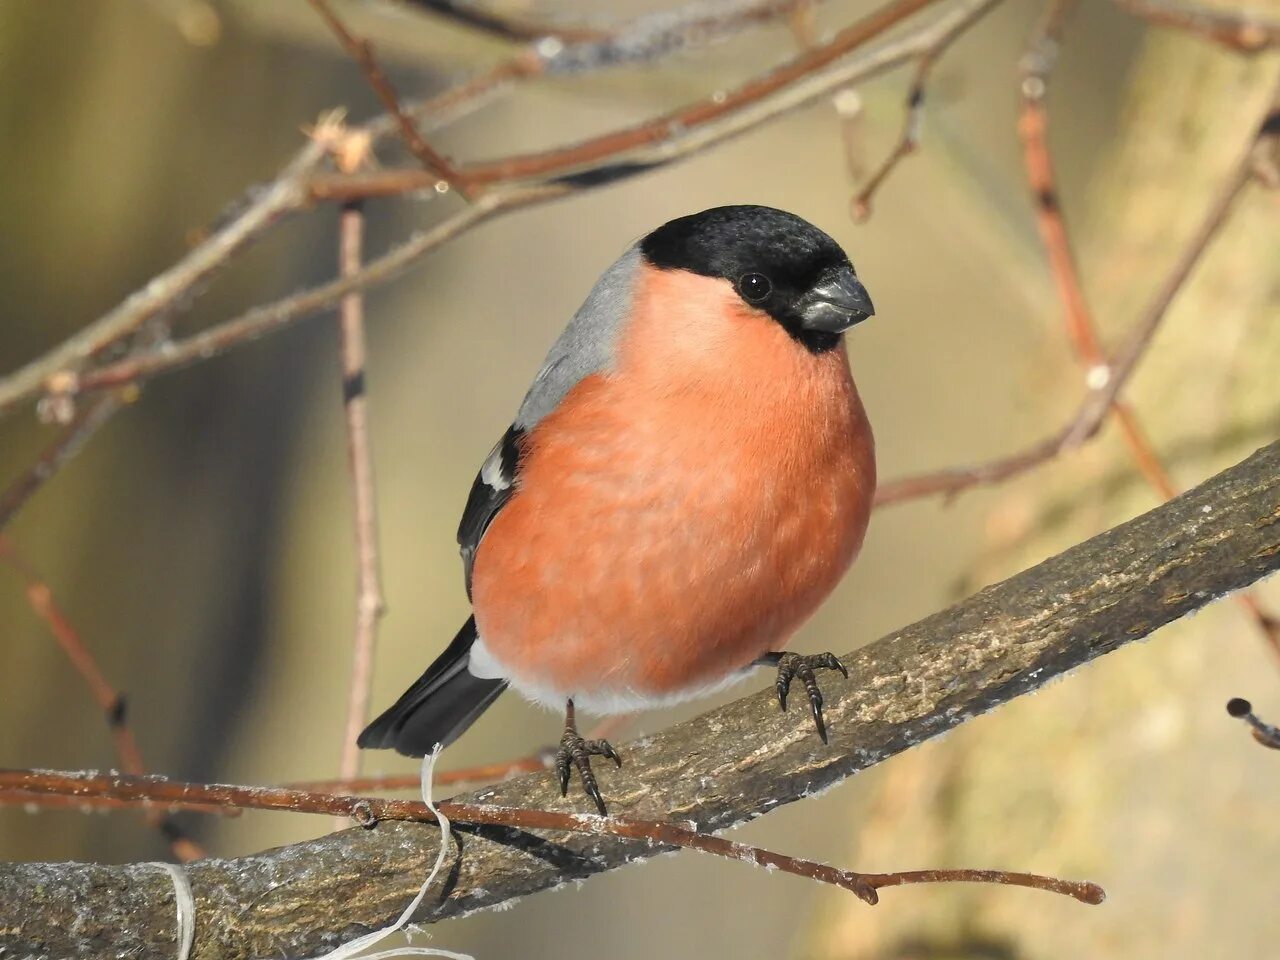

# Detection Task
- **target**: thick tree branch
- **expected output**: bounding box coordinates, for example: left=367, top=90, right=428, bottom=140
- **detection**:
left=3, top=439, right=1278, bottom=960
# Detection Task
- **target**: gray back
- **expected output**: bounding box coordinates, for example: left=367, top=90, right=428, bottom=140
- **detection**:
left=514, top=245, right=641, bottom=430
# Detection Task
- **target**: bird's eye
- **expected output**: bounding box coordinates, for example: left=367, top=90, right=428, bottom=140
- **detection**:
left=737, top=273, right=772, bottom=303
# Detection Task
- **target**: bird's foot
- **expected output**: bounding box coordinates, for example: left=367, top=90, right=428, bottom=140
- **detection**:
left=555, top=699, right=622, bottom=816
left=768, top=652, right=849, bottom=744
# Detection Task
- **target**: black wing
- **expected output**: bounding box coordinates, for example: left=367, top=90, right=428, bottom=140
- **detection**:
left=457, top=425, right=525, bottom=599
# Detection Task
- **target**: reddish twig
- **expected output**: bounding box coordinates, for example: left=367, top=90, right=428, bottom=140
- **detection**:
left=0, top=789, right=238, bottom=817
left=0, top=540, right=205, bottom=861
left=1017, top=0, right=1175, bottom=498
left=307, top=0, right=472, bottom=197
left=451, top=0, right=946, bottom=189
left=399, top=0, right=609, bottom=43
left=334, top=200, right=387, bottom=807
left=1226, top=698, right=1280, bottom=750
left=876, top=78, right=1277, bottom=506
left=0, top=392, right=123, bottom=532
left=0, top=0, right=829, bottom=419
left=0, top=767, right=1105, bottom=906
left=850, top=0, right=1001, bottom=220
left=58, top=0, right=988, bottom=401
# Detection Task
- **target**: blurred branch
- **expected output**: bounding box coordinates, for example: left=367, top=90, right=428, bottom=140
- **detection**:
left=332, top=198, right=388, bottom=801
left=309, top=0, right=472, bottom=195
left=395, top=0, right=830, bottom=47
left=876, top=82, right=1276, bottom=505
left=0, top=0, right=841, bottom=420
left=0, top=392, right=123, bottom=531
left=393, top=0, right=609, bottom=42
left=1017, top=4, right=1280, bottom=660
left=1109, top=0, right=1280, bottom=52
left=3, top=438, right=1278, bottom=957
left=850, top=0, right=1001, bottom=220
left=0, top=539, right=206, bottom=861
left=0, top=143, right=327, bottom=421
left=30, top=0, right=989, bottom=402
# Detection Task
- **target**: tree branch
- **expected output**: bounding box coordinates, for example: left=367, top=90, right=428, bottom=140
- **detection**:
left=41, top=0, right=991, bottom=402
left=4, top=439, right=1278, bottom=959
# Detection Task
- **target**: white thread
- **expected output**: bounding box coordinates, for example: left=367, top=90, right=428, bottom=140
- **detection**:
left=150, top=861, right=195, bottom=960
left=314, top=746, right=473, bottom=960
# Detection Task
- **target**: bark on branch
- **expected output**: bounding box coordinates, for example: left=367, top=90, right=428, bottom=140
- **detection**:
left=4, top=440, right=1279, bottom=960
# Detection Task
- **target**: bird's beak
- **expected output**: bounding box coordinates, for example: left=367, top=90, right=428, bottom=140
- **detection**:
left=796, top=266, right=874, bottom=333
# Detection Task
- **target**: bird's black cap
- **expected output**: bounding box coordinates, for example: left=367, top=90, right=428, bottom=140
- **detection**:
left=640, top=205, right=873, bottom=353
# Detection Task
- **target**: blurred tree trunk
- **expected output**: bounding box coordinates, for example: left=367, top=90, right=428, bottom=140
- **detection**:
left=803, top=27, right=1280, bottom=960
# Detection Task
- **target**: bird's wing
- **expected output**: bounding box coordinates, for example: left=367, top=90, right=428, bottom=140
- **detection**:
left=455, top=245, right=641, bottom=598
left=458, top=425, right=524, bottom=599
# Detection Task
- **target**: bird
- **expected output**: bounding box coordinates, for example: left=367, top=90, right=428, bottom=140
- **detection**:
left=359, top=204, right=877, bottom=815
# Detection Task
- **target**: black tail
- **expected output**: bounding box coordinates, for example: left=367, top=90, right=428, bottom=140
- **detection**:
left=358, top=616, right=506, bottom=757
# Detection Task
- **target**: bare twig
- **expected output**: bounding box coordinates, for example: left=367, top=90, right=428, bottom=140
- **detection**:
left=876, top=82, right=1275, bottom=505
left=332, top=199, right=387, bottom=815
left=0, top=0, right=833, bottom=420
left=1017, top=4, right=1280, bottom=660
left=397, top=0, right=609, bottom=43
left=0, top=790, right=237, bottom=818
left=1225, top=698, right=1280, bottom=750
left=0, top=539, right=205, bottom=861
left=308, top=0, right=471, bottom=196
left=1017, top=0, right=1174, bottom=498
left=851, top=0, right=1002, bottom=220
left=0, top=393, right=124, bottom=531
left=58, top=0, right=991, bottom=400
left=1109, top=0, right=1280, bottom=52
left=0, top=143, right=328, bottom=420
left=452, top=0, right=946, bottom=188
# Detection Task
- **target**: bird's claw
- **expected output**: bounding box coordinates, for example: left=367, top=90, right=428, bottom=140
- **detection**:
left=774, top=652, right=849, bottom=744
left=555, top=727, right=622, bottom=816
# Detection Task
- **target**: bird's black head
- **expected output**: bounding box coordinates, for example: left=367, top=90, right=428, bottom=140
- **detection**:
left=639, top=205, right=874, bottom=353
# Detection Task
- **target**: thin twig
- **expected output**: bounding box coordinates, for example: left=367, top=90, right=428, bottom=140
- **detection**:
left=0, top=539, right=205, bottom=861
left=1017, top=3, right=1280, bottom=660
left=0, top=0, right=825, bottom=420
left=308, top=0, right=472, bottom=196
left=876, top=81, right=1276, bottom=505
left=398, top=0, right=609, bottom=43
left=0, top=790, right=238, bottom=817
left=334, top=200, right=387, bottom=814
left=1018, top=0, right=1173, bottom=494
left=1226, top=698, right=1280, bottom=750
left=851, top=0, right=1002, bottom=220
left=0, top=143, right=328, bottom=420
left=63, top=0, right=991, bottom=399
left=0, top=393, right=123, bottom=531
left=453, top=0, right=946, bottom=189
left=0, top=767, right=1105, bottom=906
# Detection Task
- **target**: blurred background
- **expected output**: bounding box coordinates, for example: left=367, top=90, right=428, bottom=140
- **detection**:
left=1, top=1, right=1278, bottom=957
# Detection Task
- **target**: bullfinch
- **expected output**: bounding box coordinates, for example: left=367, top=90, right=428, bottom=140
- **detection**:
left=360, top=205, right=877, bottom=814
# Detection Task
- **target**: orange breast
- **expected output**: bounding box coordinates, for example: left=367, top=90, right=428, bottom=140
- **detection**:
left=470, top=266, right=875, bottom=707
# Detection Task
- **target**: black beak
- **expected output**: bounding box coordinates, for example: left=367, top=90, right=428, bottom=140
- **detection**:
left=796, top=266, right=874, bottom=333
